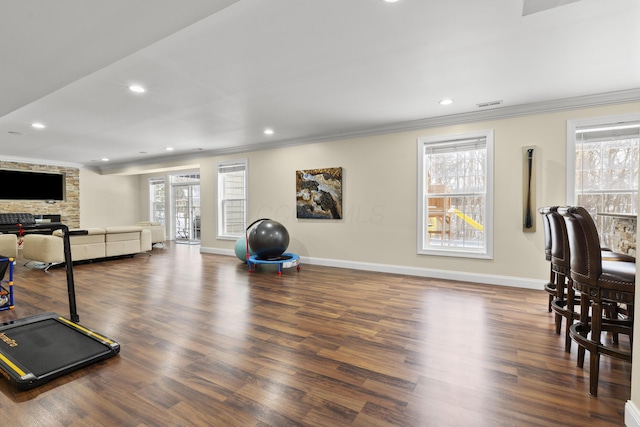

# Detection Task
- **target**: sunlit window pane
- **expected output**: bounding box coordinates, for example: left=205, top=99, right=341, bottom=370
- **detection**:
left=417, top=131, right=493, bottom=258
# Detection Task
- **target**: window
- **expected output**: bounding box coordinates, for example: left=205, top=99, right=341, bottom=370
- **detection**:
left=417, top=130, right=494, bottom=258
left=217, top=160, right=247, bottom=239
left=568, top=115, right=639, bottom=214
left=149, top=178, right=165, bottom=225
left=567, top=114, right=639, bottom=250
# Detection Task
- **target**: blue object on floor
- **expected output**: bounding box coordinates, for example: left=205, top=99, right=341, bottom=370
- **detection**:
left=247, top=253, right=300, bottom=275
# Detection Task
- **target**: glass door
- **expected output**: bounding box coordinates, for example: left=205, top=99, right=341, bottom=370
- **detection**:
left=172, top=173, right=200, bottom=244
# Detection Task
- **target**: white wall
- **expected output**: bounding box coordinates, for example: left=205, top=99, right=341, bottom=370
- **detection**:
left=193, top=102, right=637, bottom=288
left=91, top=101, right=638, bottom=286
left=79, top=169, right=140, bottom=228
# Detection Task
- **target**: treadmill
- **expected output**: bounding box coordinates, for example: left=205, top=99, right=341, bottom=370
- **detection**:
left=0, top=218, right=120, bottom=390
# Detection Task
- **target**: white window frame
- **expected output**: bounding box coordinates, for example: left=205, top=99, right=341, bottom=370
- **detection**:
left=148, top=177, right=166, bottom=225
left=217, top=159, right=248, bottom=240
left=566, top=112, right=640, bottom=208
left=417, top=130, right=494, bottom=259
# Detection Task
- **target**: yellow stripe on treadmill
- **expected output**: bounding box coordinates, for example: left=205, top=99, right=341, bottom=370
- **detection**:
left=58, top=317, right=114, bottom=344
left=0, top=352, right=26, bottom=376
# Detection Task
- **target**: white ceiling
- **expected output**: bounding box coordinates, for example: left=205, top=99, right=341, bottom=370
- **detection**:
left=1, top=0, right=639, bottom=173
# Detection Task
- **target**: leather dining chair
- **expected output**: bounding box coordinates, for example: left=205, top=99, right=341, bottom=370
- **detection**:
left=537, top=207, right=555, bottom=313
left=559, top=206, right=635, bottom=396
left=545, top=207, right=577, bottom=352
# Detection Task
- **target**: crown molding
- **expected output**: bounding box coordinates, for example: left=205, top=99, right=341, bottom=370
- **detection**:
left=0, top=155, right=82, bottom=169
left=99, top=88, right=640, bottom=174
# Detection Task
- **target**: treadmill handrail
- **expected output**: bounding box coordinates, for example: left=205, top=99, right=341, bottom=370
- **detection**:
left=0, top=222, right=78, bottom=322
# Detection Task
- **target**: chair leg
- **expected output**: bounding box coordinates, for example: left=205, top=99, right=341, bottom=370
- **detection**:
left=547, top=268, right=555, bottom=312
left=555, top=273, right=567, bottom=335
left=565, top=280, right=576, bottom=353
left=576, top=295, right=590, bottom=369
left=589, top=301, right=603, bottom=396
left=590, top=351, right=601, bottom=396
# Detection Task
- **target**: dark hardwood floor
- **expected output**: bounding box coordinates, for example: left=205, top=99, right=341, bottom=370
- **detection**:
left=0, top=242, right=631, bottom=426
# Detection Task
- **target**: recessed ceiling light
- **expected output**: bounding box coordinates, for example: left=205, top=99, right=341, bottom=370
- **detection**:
left=31, top=122, right=45, bottom=129
left=165, top=147, right=174, bottom=151
left=439, top=99, right=454, bottom=106
left=129, top=85, right=146, bottom=93
left=384, top=0, right=401, bottom=3
left=264, top=128, right=274, bottom=135
left=101, top=158, right=109, bottom=162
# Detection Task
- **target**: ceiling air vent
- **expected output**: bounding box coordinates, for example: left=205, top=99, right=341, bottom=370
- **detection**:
left=477, top=100, right=503, bottom=108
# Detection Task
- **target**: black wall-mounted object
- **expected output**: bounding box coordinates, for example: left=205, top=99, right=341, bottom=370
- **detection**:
left=522, top=146, right=536, bottom=232
left=0, top=169, right=65, bottom=201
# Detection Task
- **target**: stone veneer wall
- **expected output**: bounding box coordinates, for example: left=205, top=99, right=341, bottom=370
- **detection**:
left=0, top=161, right=80, bottom=228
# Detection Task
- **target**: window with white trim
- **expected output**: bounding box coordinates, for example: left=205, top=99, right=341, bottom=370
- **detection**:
left=217, top=160, right=247, bottom=239
left=568, top=115, right=639, bottom=214
left=149, top=177, right=165, bottom=225
left=567, top=114, right=639, bottom=250
left=417, top=130, right=494, bottom=258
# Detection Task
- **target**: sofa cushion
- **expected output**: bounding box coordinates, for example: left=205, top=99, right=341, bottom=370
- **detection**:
left=23, top=235, right=65, bottom=264
left=105, top=226, right=142, bottom=242
left=140, top=228, right=152, bottom=252
left=136, top=222, right=166, bottom=245
left=53, top=228, right=106, bottom=245
left=105, top=226, right=143, bottom=257
left=0, top=234, right=18, bottom=259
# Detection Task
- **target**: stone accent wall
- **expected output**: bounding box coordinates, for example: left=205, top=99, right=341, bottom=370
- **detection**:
left=0, top=161, right=80, bottom=228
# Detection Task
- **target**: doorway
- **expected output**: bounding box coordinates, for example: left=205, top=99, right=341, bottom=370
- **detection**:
left=172, top=173, right=200, bottom=244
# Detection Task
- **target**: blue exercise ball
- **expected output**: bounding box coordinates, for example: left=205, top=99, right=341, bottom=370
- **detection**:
left=248, top=219, right=290, bottom=259
left=234, top=236, right=253, bottom=262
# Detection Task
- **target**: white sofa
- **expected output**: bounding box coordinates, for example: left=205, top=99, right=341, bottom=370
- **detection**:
left=22, top=226, right=152, bottom=270
left=0, top=234, right=18, bottom=259
left=135, top=221, right=166, bottom=247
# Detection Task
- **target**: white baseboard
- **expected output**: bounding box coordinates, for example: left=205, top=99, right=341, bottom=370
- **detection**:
left=199, top=247, right=543, bottom=290
left=626, top=401, right=640, bottom=427
left=200, top=247, right=235, bottom=256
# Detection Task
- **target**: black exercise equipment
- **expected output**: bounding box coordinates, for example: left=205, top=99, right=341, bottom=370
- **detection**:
left=0, top=215, right=119, bottom=390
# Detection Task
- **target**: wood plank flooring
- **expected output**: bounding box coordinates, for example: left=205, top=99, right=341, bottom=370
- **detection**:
left=0, top=242, right=631, bottom=426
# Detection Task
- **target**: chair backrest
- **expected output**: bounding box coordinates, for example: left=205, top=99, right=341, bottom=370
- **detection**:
left=548, top=207, right=571, bottom=270
left=559, top=206, right=602, bottom=286
left=537, top=207, right=552, bottom=261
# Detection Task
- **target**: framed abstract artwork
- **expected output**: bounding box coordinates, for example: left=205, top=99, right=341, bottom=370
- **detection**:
left=296, top=167, right=342, bottom=219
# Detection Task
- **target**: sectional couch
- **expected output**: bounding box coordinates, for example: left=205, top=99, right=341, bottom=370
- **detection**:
left=23, top=226, right=152, bottom=270
left=135, top=221, right=166, bottom=247
left=0, top=235, right=17, bottom=259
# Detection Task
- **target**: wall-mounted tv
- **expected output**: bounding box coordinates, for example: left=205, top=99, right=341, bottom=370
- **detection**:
left=0, top=169, right=66, bottom=201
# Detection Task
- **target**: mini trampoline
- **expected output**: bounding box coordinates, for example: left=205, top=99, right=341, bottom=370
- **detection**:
left=247, top=253, right=300, bottom=275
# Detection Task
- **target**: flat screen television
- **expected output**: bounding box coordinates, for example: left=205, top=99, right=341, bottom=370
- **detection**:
left=0, top=169, right=65, bottom=201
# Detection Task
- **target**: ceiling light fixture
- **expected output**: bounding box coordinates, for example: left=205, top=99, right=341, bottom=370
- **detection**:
left=439, top=99, right=454, bottom=106
left=165, top=147, right=174, bottom=151
left=31, top=122, right=45, bottom=129
left=129, top=85, right=146, bottom=93
left=264, top=128, right=274, bottom=135
left=101, top=158, right=109, bottom=162
left=384, top=0, right=401, bottom=3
